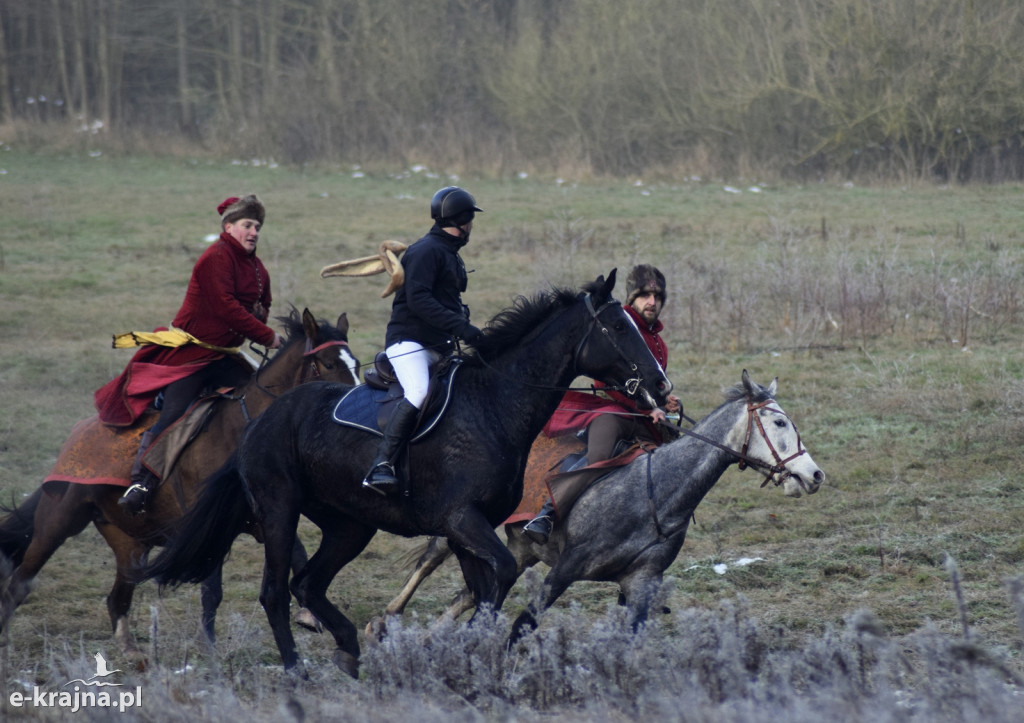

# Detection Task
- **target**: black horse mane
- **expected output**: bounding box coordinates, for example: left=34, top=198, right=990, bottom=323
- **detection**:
left=469, top=278, right=605, bottom=362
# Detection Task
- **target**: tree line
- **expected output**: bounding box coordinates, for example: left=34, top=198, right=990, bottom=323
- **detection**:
left=3, top=0, right=1024, bottom=181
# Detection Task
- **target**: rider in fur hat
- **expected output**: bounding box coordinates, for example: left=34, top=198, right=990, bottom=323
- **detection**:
left=523, top=262, right=681, bottom=543
left=96, top=194, right=283, bottom=515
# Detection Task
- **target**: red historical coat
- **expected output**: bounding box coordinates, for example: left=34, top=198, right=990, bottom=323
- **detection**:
left=94, top=232, right=275, bottom=426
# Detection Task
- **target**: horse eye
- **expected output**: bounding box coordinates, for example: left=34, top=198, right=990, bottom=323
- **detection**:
left=774, top=418, right=787, bottom=428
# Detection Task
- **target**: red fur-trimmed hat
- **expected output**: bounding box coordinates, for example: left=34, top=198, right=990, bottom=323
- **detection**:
left=218, top=195, right=265, bottom=226
left=625, top=264, right=667, bottom=305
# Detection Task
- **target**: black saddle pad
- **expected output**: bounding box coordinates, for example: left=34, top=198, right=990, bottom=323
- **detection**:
left=330, top=360, right=461, bottom=441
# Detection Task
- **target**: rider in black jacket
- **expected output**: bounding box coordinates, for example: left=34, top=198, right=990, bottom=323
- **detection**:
left=363, top=186, right=484, bottom=495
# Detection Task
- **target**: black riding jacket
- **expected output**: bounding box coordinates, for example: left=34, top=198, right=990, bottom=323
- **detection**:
left=385, top=224, right=474, bottom=350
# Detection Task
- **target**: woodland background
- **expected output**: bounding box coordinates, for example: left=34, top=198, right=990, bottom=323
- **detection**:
left=4, top=0, right=1024, bottom=181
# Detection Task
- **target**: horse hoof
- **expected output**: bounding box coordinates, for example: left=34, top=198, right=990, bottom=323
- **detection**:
left=333, top=649, right=359, bottom=679
left=294, top=607, right=322, bottom=633
left=363, top=617, right=387, bottom=644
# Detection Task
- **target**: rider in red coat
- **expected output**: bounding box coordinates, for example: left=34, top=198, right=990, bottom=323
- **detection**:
left=523, top=264, right=682, bottom=543
left=94, top=195, right=283, bottom=514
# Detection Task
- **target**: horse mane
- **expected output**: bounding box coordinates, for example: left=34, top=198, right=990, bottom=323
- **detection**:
left=723, top=379, right=774, bottom=404
left=469, top=278, right=605, bottom=362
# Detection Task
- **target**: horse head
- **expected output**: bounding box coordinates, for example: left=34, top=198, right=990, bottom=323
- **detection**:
left=297, top=308, right=360, bottom=385
left=575, top=269, right=673, bottom=409
left=739, top=369, right=824, bottom=498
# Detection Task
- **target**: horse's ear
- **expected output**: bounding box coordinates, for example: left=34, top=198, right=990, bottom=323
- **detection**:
left=741, top=369, right=753, bottom=396
left=768, top=377, right=778, bottom=398
left=336, top=312, right=349, bottom=336
left=302, top=308, right=319, bottom=343
left=597, top=268, right=617, bottom=299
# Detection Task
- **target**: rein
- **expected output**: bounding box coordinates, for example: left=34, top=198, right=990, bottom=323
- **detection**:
left=225, top=337, right=351, bottom=423
left=643, top=397, right=809, bottom=541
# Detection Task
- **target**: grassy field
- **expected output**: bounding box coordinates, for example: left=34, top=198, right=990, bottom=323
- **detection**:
left=2, top=148, right=1024, bottom=719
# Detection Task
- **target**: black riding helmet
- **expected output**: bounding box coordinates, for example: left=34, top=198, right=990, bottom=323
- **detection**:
left=430, top=186, right=483, bottom=228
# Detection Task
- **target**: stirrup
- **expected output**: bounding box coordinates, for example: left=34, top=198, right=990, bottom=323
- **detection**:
left=362, top=463, right=398, bottom=496
left=118, top=484, right=149, bottom=514
left=523, top=514, right=553, bottom=545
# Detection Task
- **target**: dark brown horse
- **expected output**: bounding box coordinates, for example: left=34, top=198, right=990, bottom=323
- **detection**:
left=0, top=308, right=358, bottom=655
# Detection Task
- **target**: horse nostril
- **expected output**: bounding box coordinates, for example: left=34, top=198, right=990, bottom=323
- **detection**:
left=813, top=470, right=824, bottom=484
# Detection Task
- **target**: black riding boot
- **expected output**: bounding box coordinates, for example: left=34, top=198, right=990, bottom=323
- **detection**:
left=523, top=498, right=556, bottom=544
left=362, top=400, right=420, bottom=495
left=119, top=429, right=157, bottom=515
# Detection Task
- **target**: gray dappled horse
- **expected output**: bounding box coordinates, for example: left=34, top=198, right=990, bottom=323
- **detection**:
left=372, top=370, right=824, bottom=643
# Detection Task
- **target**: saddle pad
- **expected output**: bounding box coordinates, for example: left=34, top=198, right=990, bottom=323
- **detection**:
left=41, top=397, right=221, bottom=493
left=42, top=414, right=154, bottom=490
left=330, top=363, right=461, bottom=442
left=505, top=438, right=651, bottom=525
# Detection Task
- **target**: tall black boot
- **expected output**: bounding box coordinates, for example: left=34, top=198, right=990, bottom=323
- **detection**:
left=119, top=429, right=157, bottom=515
left=523, top=498, right=556, bottom=544
left=362, top=399, right=420, bottom=496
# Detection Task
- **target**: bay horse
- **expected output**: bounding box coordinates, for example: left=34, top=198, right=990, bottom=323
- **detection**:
left=144, top=270, right=673, bottom=677
left=0, top=308, right=358, bottom=653
left=371, top=371, right=824, bottom=643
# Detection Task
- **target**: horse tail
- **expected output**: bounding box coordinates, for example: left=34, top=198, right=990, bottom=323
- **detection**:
left=0, top=488, right=43, bottom=568
left=142, top=453, right=249, bottom=587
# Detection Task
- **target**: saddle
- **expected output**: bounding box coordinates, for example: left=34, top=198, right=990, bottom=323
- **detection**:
left=544, top=438, right=653, bottom=521
left=331, top=352, right=462, bottom=439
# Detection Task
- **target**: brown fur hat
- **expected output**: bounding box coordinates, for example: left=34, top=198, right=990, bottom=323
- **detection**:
left=218, top=195, right=265, bottom=226
left=625, top=264, right=667, bottom=305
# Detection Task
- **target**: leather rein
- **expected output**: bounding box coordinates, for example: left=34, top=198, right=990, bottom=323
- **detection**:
left=644, top=397, right=809, bottom=541
left=232, top=337, right=353, bottom=422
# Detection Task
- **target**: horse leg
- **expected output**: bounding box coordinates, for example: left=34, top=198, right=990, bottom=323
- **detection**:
left=289, top=538, right=321, bottom=632
left=507, top=554, right=581, bottom=646
left=441, top=523, right=540, bottom=623
left=257, top=502, right=305, bottom=675
left=618, top=570, right=663, bottom=631
left=366, top=536, right=454, bottom=640
left=93, top=519, right=150, bottom=657
left=289, top=524, right=376, bottom=679
left=1, top=487, right=93, bottom=627
left=446, top=514, right=518, bottom=619
left=199, top=564, right=224, bottom=644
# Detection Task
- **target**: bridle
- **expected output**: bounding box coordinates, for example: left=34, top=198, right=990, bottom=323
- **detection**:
left=229, top=337, right=354, bottom=422
left=571, top=293, right=650, bottom=397
left=738, top=398, right=809, bottom=490
left=301, top=339, right=353, bottom=382
left=654, top=396, right=808, bottom=490
left=472, top=292, right=658, bottom=398
left=643, top=395, right=809, bottom=542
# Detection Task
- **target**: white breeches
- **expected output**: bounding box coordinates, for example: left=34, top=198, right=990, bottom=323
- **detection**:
left=385, top=340, right=439, bottom=409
